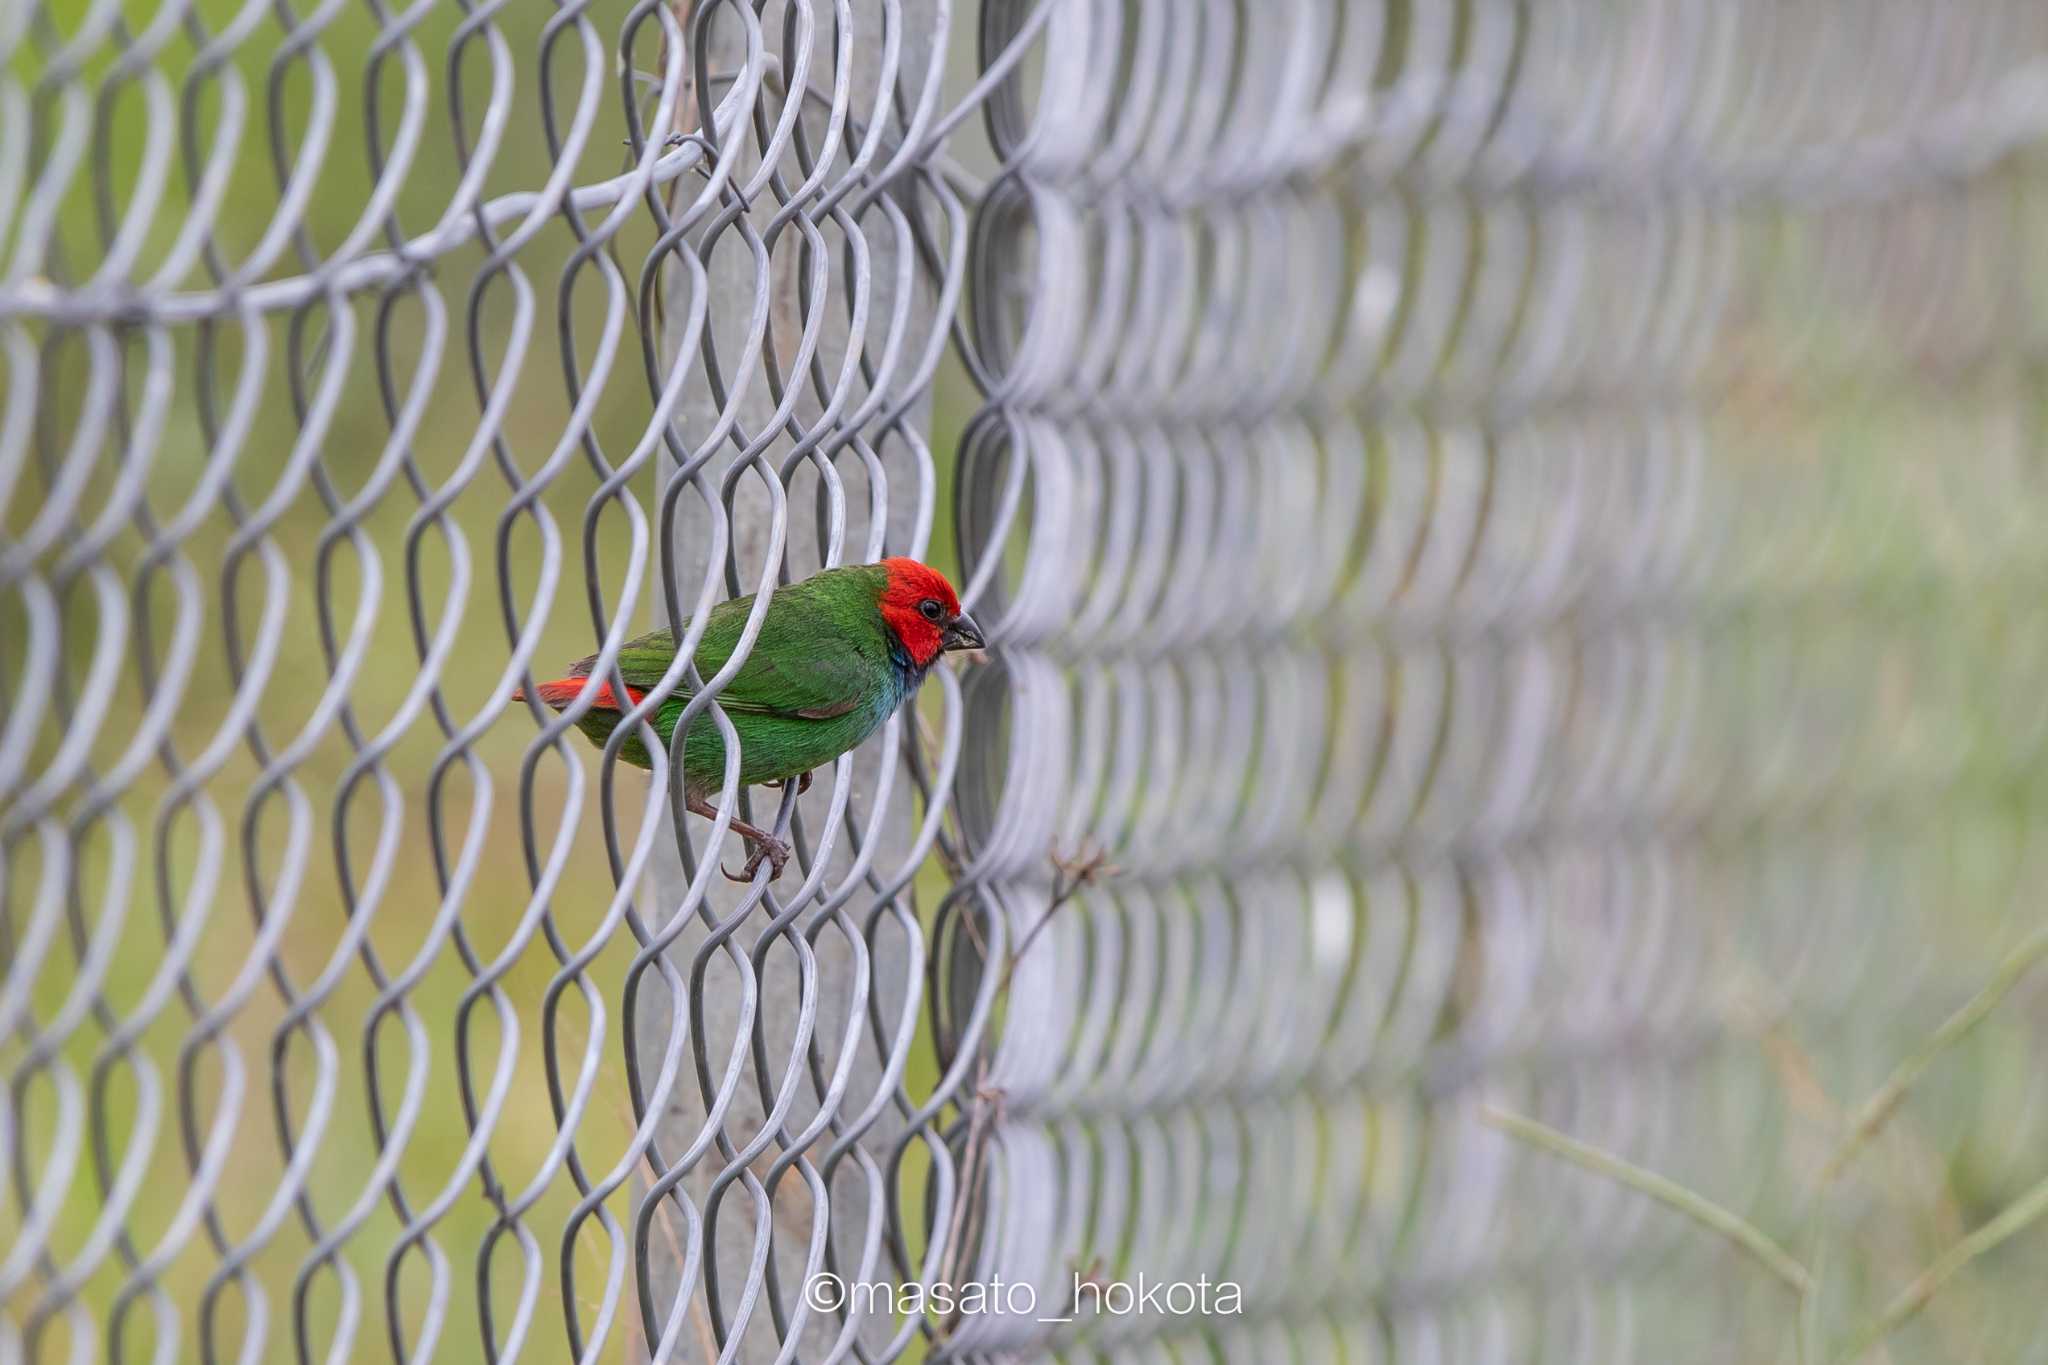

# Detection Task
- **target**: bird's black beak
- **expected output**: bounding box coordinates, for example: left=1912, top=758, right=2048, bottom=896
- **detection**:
left=941, top=611, right=985, bottom=653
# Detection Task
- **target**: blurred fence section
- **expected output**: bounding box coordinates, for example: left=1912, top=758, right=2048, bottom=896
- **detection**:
left=9, top=1, right=2048, bottom=1363
left=949, top=2, right=2048, bottom=1362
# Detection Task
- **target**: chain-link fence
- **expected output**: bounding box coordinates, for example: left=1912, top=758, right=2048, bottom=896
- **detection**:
left=9, top=1, right=2048, bottom=1362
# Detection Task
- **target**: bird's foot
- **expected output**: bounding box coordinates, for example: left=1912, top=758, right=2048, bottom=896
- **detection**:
left=723, top=833, right=791, bottom=884
left=770, top=770, right=815, bottom=796
left=686, top=792, right=793, bottom=883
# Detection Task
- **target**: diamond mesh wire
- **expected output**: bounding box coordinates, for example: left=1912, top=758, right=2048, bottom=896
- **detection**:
left=6, top=1, right=2048, bottom=1363
left=0, top=0, right=1036, bottom=1359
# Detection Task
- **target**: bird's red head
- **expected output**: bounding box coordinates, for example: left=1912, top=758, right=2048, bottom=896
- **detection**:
left=877, top=557, right=980, bottom=667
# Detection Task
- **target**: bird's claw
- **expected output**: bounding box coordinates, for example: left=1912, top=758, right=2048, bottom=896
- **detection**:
left=771, top=770, right=815, bottom=796
left=722, top=834, right=791, bottom=884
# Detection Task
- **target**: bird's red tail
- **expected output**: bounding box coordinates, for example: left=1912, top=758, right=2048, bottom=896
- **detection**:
left=512, top=678, right=646, bottom=710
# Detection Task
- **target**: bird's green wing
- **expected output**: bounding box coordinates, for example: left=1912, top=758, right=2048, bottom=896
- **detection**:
left=570, top=581, right=881, bottom=721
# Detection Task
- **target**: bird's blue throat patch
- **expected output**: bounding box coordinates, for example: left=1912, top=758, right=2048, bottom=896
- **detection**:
left=886, top=633, right=930, bottom=700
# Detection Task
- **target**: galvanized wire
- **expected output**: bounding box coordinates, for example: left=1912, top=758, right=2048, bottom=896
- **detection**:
left=0, top=0, right=1041, bottom=1359
left=8, top=1, right=2048, bottom=1363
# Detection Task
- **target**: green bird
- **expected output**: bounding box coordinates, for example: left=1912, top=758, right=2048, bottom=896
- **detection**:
left=516, top=557, right=983, bottom=880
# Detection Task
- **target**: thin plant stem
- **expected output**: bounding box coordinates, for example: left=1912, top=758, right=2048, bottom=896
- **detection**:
left=997, top=841, right=1111, bottom=997
left=1837, top=1166, right=2048, bottom=1362
left=1820, top=923, right=2048, bottom=1185
left=1800, top=1221, right=1829, bottom=1365
left=1481, top=1106, right=1814, bottom=1296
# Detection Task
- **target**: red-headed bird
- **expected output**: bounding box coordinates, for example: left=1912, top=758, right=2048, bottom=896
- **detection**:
left=516, top=558, right=982, bottom=880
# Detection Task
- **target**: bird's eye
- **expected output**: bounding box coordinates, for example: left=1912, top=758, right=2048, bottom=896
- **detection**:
left=919, top=598, right=944, bottom=621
